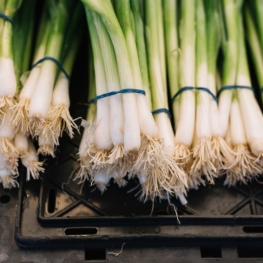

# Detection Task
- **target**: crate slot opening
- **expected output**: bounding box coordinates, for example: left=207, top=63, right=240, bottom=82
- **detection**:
left=243, top=226, right=263, bottom=233
left=84, top=247, right=106, bottom=261
left=237, top=247, right=263, bottom=258
left=200, top=246, right=222, bottom=258
left=65, top=227, right=98, bottom=236
left=47, top=188, right=56, bottom=213
left=0, top=194, right=10, bottom=204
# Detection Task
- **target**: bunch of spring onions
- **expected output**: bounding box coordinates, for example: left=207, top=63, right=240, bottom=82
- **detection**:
left=78, top=0, right=187, bottom=203
left=0, top=0, right=42, bottom=188
left=0, top=1, right=84, bottom=188
left=13, top=1, right=83, bottom=150
left=217, top=0, right=263, bottom=186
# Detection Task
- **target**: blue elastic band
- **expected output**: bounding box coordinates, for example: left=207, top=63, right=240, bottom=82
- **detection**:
left=31, top=56, right=70, bottom=81
left=217, top=85, right=254, bottom=97
left=171, top=86, right=218, bottom=103
left=260, top=87, right=263, bottom=93
left=88, top=88, right=146, bottom=104
left=152, top=108, right=171, bottom=118
left=0, top=13, right=14, bottom=25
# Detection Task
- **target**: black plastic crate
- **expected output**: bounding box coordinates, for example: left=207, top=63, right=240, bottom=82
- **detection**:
left=14, top=132, right=263, bottom=249
left=13, top=13, right=263, bottom=252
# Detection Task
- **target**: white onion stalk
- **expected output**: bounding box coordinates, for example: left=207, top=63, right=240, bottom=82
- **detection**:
left=0, top=20, right=16, bottom=118
left=190, top=0, right=216, bottom=185
left=174, top=0, right=196, bottom=173
left=218, top=0, right=240, bottom=137
left=0, top=151, right=18, bottom=175
left=225, top=123, right=232, bottom=148
left=144, top=0, right=187, bottom=201
left=48, top=73, right=77, bottom=139
left=12, top=13, right=50, bottom=134
left=28, top=60, right=57, bottom=136
left=12, top=66, right=41, bottom=134
left=86, top=10, right=113, bottom=174
left=0, top=109, right=19, bottom=173
left=115, top=0, right=160, bottom=168
left=28, top=2, right=70, bottom=137
left=37, top=130, right=55, bottom=157
left=0, top=168, right=18, bottom=189
left=76, top=56, right=97, bottom=183
left=21, top=138, right=44, bottom=181
left=92, top=168, right=111, bottom=193
left=111, top=168, right=127, bottom=187
left=93, top=13, right=125, bottom=179
left=210, top=100, right=234, bottom=174
left=76, top=127, right=96, bottom=183
left=14, top=132, right=29, bottom=157
left=164, top=0, right=189, bottom=202
left=47, top=38, right=79, bottom=141
left=0, top=58, right=16, bottom=116
left=205, top=0, right=235, bottom=173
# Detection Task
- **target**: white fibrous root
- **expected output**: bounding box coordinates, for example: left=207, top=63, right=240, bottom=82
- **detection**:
left=0, top=168, right=19, bottom=189
left=0, top=58, right=17, bottom=118
left=224, top=144, right=261, bottom=186
left=37, top=130, right=55, bottom=157
left=47, top=104, right=78, bottom=140
left=190, top=138, right=217, bottom=184
left=21, top=138, right=44, bottom=181
left=0, top=96, right=16, bottom=118
left=211, top=136, right=235, bottom=175
left=111, top=169, right=127, bottom=187
left=14, top=133, right=29, bottom=157
left=12, top=98, right=30, bottom=134
left=93, top=168, right=111, bottom=193
left=0, top=109, right=19, bottom=174
left=174, top=143, right=192, bottom=173
left=76, top=126, right=96, bottom=182
left=0, top=138, right=18, bottom=159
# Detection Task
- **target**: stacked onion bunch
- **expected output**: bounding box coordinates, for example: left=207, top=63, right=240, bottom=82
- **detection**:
left=167, top=0, right=235, bottom=190
left=78, top=0, right=187, bottom=203
left=13, top=0, right=84, bottom=153
left=218, top=0, right=263, bottom=186
left=0, top=1, right=84, bottom=188
left=0, top=0, right=42, bottom=188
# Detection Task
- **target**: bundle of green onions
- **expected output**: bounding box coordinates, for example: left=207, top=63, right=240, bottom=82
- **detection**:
left=0, top=0, right=41, bottom=187
left=217, top=0, right=263, bottom=186
left=0, top=0, right=84, bottom=188
left=78, top=0, right=187, bottom=203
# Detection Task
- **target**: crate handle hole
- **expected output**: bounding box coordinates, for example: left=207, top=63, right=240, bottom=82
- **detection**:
left=243, top=226, right=263, bottom=233
left=0, top=195, right=10, bottom=204
left=237, top=247, right=263, bottom=258
left=84, top=247, right=106, bottom=261
left=200, top=246, right=222, bottom=258
left=65, top=227, right=98, bottom=236
left=47, top=188, right=56, bottom=213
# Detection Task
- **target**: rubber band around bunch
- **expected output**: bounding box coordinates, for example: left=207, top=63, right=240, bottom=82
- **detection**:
left=260, top=87, right=263, bottom=93
left=31, top=56, right=70, bottom=81
left=87, top=88, right=146, bottom=104
left=152, top=108, right=171, bottom=118
left=0, top=13, right=14, bottom=25
left=171, top=86, right=218, bottom=103
left=217, top=85, right=254, bottom=97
